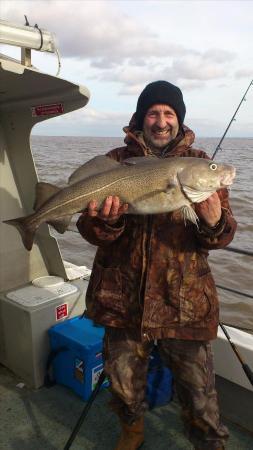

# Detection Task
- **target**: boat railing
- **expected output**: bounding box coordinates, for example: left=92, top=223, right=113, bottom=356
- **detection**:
left=224, top=246, right=253, bottom=257
left=0, top=19, right=60, bottom=73
left=214, top=245, right=253, bottom=300
left=68, top=227, right=253, bottom=301
left=216, top=246, right=253, bottom=299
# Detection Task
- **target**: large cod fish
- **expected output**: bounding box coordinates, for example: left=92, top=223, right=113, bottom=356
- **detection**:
left=3, top=155, right=236, bottom=251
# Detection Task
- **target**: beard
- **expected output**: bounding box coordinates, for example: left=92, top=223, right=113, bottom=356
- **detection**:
left=143, top=125, right=178, bottom=151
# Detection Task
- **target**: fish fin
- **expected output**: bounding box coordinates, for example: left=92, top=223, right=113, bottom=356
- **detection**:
left=47, top=215, right=73, bottom=234
left=182, top=186, right=215, bottom=203
left=3, top=216, right=36, bottom=251
left=124, top=156, right=156, bottom=166
left=181, top=205, right=199, bottom=227
left=34, top=182, right=61, bottom=211
left=68, top=156, right=120, bottom=185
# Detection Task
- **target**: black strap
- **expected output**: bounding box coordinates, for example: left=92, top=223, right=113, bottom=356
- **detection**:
left=44, top=346, right=68, bottom=387
left=44, top=316, right=87, bottom=387
left=34, top=24, right=44, bottom=50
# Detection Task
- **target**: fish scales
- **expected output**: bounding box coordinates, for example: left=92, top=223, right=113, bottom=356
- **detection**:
left=33, top=163, right=171, bottom=220
left=3, top=156, right=236, bottom=250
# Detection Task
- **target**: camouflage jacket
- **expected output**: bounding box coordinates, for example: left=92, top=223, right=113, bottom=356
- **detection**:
left=76, top=123, right=237, bottom=341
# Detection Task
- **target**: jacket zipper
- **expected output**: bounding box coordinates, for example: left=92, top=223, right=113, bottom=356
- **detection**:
left=140, top=214, right=154, bottom=341
left=140, top=151, right=168, bottom=340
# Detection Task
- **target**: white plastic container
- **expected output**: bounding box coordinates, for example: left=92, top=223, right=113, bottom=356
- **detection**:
left=0, top=277, right=88, bottom=388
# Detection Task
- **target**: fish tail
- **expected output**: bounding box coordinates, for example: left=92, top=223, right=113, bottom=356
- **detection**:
left=3, top=216, right=37, bottom=251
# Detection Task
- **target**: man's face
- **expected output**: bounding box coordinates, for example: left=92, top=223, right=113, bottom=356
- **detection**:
left=143, top=104, right=179, bottom=150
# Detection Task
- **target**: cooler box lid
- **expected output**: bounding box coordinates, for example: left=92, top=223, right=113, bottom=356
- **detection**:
left=6, top=280, right=78, bottom=307
left=49, top=316, right=105, bottom=348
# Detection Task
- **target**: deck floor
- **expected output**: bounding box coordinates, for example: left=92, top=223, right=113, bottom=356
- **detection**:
left=1, top=364, right=253, bottom=450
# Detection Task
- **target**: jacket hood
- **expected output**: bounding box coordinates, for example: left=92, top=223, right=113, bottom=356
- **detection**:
left=123, top=112, right=195, bottom=156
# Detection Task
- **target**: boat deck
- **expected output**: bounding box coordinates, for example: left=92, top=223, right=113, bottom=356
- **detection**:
left=1, top=364, right=253, bottom=450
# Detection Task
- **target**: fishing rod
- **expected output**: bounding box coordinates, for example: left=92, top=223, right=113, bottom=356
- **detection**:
left=212, top=78, right=253, bottom=387
left=219, top=322, right=253, bottom=386
left=63, top=370, right=106, bottom=450
left=212, top=78, right=253, bottom=159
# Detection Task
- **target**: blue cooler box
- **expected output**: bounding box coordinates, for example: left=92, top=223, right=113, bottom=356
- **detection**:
left=49, top=317, right=173, bottom=407
left=146, top=348, right=173, bottom=408
left=48, top=316, right=108, bottom=401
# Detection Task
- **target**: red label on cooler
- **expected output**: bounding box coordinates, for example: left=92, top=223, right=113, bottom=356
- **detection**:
left=31, top=103, right=64, bottom=117
left=56, top=303, right=68, bottom=321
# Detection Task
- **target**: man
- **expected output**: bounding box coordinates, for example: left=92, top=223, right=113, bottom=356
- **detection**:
left=77, top=81, right=237, bottom=450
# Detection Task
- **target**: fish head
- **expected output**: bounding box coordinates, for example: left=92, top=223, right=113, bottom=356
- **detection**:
left=177, top=158, right=236, bottom=203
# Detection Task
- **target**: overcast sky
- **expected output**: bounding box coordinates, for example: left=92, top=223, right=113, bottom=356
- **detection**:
left=1, top=0, right=253, bottom=137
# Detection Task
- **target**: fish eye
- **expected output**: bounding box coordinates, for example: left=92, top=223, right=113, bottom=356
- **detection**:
left=209, top=163, right=217, bottom=171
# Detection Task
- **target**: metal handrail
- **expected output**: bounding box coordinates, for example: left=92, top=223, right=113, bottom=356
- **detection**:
left=68, top=228, right=252, bottom=300
left=225, top=246, right=253, bottom=257
left=216, top=246, right=252, bottom=299
left=68, top=227, right=253, bottom=258
left=216, top=284, right=253, bottom=299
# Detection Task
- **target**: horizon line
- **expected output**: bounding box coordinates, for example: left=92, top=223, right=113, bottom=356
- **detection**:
left=31, top=134, right=253, bottom=139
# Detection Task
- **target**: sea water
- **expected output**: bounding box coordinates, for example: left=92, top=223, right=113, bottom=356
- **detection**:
left=31, top=135, right=253, bottom=332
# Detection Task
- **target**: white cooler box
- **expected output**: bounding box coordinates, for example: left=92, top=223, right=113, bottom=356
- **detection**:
left=0, top=275, right=88, bottom=388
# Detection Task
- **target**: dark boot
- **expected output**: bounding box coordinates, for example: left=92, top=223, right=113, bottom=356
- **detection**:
left=114, top=417, right=144, bottom=450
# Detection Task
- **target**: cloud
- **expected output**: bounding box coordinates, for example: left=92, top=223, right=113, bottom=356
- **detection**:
left=33, top=105, right=131, bottom=137
left=202, top=48, right=236, bottom=63
left=53, top=106, right=129, bottom=125
left=179, top=80, right=206, bottom=91
left=97, top=49, right=234, bottom=94
left=79, top=107, right=129, bottom=124
left=169, top=56, right=229, bottom=81
left=234, top=69, right=253, bottom=79
left=187, top=117, right=229, bottom=138
left=1, top=1, right=244, bottom=101
left=2, top=0, right=193, bottom=67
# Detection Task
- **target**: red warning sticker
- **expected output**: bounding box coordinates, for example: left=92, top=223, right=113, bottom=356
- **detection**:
left=31, top=103, right=64, bottom=117
left=55, top=303, right=68, bottom=321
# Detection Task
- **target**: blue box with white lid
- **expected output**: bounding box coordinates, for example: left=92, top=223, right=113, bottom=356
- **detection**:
left=48, top=316, right=108, bottom=401
left=48, top=316, right=173, bottom=406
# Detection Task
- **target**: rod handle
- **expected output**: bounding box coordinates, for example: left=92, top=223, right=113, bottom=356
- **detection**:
left=63, top=370, right=106, bottom=450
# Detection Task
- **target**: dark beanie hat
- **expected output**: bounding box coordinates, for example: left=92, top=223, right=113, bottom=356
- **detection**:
left=135, top=80, right=186, bottom=130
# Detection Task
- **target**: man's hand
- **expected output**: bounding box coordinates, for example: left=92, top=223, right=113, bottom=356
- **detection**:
left=87, top=196, right=128, bottom=224
left=195, top=192, right=221, bottom=227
